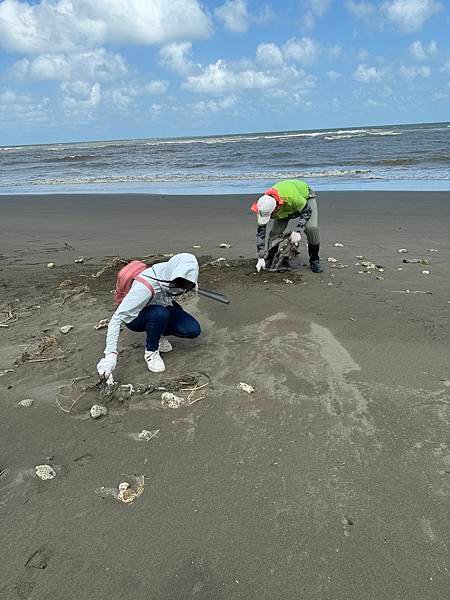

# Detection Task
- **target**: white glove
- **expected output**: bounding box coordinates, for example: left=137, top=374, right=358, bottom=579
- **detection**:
left=97, top=352, right=117, bottom=377
left=256, top=258, right=266, bottom=272
left=290, top=231, right=302, bottom=246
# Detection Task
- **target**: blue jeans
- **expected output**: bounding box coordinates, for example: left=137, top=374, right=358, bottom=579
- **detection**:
left=125, top=303, right=201, bottom=351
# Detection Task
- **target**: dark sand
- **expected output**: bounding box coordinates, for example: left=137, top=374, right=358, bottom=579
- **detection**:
left=0, top=192, right=449, bottom=599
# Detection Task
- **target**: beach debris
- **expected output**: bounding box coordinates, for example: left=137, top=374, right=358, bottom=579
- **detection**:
left=219, top=243, right=232, bottom=249
left=238, top=382, right=255, bottom=394
left=117, top=475, right=145, bottom=504
left=397, top=268, right=403, bottom=271
left=377, top=268, right=384, bottom=272
left=46, top=262, right=56, bottom=268
left=138, top=429, right=159, bottom=442
left=35, top=465, right=56, bottom=480
left=90, top=404, right=108, bottom=419
left=74, top=257, right=84, bottom=263
left=327, top=282, right=333, bottom=286
left=94, top=318, right=109, bottom=330
left=355, top=255, right=363, bottom=260
left=329, top=263, right=348, bottom=269
left=349, top=317, right=357, bottom=322
left=376, top=276, right=385, bottom=281
left=334, top=242, right=344, bottom=247
left=361, top=261, right=376, bottom=270
left=18, top=398, right=34, bottom=408
left=92, top=257, right=127, bottom=279
left=57, top=279, right=74, bottom=289
left=391, top=290, right=432, bottom=294
left=398, top=249, right=408, bottom=253
left=161, top=392, right=186, bottom=408
left=327, top=257, right=338, bottom=263
left=429, top=249, right=438, bottom=252
left=204, top=257, right=227, bottom=267
left=0, top=307, right=18, bottom=328
left=192, top=245, right=202, bottom=249
left=60, top=325, right=73, bottom=335
left=283, top=278, right=293, bottom=284
left=402, top=258, right=430, bottom=265
left=163, top=253, right=174, bottom=258
left=0, top=368, right=15, bottom=376
left=422, top=270, right=430, bottom=275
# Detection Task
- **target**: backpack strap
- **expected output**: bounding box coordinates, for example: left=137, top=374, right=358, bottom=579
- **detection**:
left=134, top=275, right=155, bottom=297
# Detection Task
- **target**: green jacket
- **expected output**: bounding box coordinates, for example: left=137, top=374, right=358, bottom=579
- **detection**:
left=270, top=180, right=310, bottom=219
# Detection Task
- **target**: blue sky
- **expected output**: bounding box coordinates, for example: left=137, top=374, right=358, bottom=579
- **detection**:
left=0, top=0, right=449, bottom=144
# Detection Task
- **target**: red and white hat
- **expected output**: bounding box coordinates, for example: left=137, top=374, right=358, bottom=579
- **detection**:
left=255, top=194, right=277, bottom=225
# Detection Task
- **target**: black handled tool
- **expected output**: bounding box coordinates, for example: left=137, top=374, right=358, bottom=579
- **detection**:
left=197, top=287, right=230, bottom=305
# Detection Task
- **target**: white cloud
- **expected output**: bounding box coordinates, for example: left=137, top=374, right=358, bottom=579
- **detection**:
left=144, top=80, right=169, bottom=95
left=215, top=0, right=249, bottom=33
left=353, top=64, right=384, bottom=82
left=409, top=40, right=437, bottom=61
left=345, top=1, right=377, bottom=24
left=303, top=0, right=332, bottom=29
left=380, top=0, right=441, bottom=33
left=12, top=49, right=128, bottom=82
left=282, top=37, right=320, bottom=65
left=0, top=0, right=211, bottom=54
left=326, top=70, right=341, bottom=81
left=192, top=95, right=237, bottom=112
left=327, top=45, right=343, bottom=60
left=256, top=43, right=284, bottom=68
left=159, top=42, right=195, bottom=75
left=0, top=89, right=49, bottom=123
left=182, top=60, right=277, bottom=93
left=399, top=65, right=431, bottom=79
left=441, top=58, right=450, bottom=75
left=61, top=81, right=102, bottom=112
left=357, top=49, right=370, bottom=61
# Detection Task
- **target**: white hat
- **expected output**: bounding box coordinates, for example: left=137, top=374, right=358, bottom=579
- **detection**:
left=256, top=194, right=277, bottom=225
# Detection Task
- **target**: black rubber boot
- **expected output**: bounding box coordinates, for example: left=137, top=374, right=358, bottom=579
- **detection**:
left=308, top=244, right=323, bottom=273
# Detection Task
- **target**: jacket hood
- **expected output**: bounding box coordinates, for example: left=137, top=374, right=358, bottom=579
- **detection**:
left=146, top=253, right=199, bottom=288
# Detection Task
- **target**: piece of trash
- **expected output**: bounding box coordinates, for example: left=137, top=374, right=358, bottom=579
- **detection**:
left=422, top=270, right=430, bottom=275
left=46, top=262, right=55, bottom=268
left=117, top=475, right=145, bottom=504
left=138, top=429, right=159, bottom=442
left=90, top=404, right=108, bottom=419
left=283, top=278, right=293, bottom=284
left=429, top=249, right=438, bottom=252
left=18, top=398, right=34, bottom=408
left=238, top=382, right=255, bottom=394
left=376, top=276, right=385, bottom=281
left=398, top=249, right=408, bottom=253
left=334, top=242, right=344, bottom=247
left=161, top=392, right=185, bottom=408
left=219, top=243, right=232, bottom=249
left=192, top=245, right=201, bottom=249
left=94, top=319, right=108, bottom=330
left=60, top=325, right=73, bottom=334
left=35, top=465, right=56, bottom=480
left=74, top=257, right=84, bottom=263
left=327, top=257, right=338, bottom=263
left=402, top=258, right=430, bottom=265
left=57, top=279, right=73, bottom=289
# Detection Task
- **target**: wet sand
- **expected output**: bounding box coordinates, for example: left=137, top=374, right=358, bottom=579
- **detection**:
left=0, top=191, right=449, bottom=599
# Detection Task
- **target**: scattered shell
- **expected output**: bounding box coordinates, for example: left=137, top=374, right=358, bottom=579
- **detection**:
left=18, top=398, right=34, bottom=408
left=283, top=278, right=293, bottom=284
left=397, top=268, right=403, bottom=271
left=327, top=257, right=338, bottom=263
left=94, top=319, right=109, bottom=330
left=35, top=465, right=56, bottom=480
left=117, top=475, right=145, bottom=504
left=60, top=325, right=73, bottom=334
left=74, top=257, right=84, bottom=263
left=238, top=382, right=255, bottom=394
left=161, top=392, right=185, bottom=408
left=398, top=249, right=408, bottom=253
left=330, top=263, right=348, bottom=269
left=57, top=279, right=73, bottom=289
left=361, top=261, right=376, bottom=269
left=90, top=404, right=108, bottom=419
left=192, top=245, right=202, bottom=249
left=327, top=282, right=333, bottom=286
left=377, top=268, right=384, bottom=272
left=334, top=243, right=344, bottom=247
left=355, top=255, right=363, bottom=260
left=46, top=262, right=56, bottom=268
left=376, top=276, right=385, bottom=281
left=421, top=270, right=430, bottom=275
left=138, top=429, right=159, bottom=442
left=163, top=253, right=174, bottom=258
left=429, top=249, right=438, bottom=252
left=219, top=243, right=232, bottom=249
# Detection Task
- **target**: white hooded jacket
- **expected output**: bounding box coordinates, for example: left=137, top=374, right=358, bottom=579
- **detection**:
left=104, top=253, right=199, bottom=354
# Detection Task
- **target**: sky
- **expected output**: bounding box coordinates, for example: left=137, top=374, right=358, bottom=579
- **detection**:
left=0, top=0, right=449, bottom=145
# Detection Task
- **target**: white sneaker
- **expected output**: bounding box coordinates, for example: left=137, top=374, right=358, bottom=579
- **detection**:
left=144, top=350, right=166, bottom=373
left=158, top=336, right=173, bottom=353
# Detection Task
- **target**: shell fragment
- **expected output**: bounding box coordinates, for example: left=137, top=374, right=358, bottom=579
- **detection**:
left=35, top=465, right=56, bottom=480
left=90, top=404, right=108, bottom=419
left=60, top=325, right=73, bottom=334
left=238, top=382, right=255, bottom=394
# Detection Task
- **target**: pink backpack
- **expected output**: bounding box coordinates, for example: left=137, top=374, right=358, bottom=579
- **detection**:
left=114, top=260, right=154, bottom=304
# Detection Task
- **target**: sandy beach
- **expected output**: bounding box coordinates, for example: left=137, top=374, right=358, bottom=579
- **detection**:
left=0, top=191, right=449, bottom=600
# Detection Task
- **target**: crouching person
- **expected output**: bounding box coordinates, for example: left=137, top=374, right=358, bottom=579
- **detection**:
left=97, top=253, right=200, bottom=377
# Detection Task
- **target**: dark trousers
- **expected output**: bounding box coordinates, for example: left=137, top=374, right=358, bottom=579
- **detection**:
left=126, top=303, right=201, bottom=351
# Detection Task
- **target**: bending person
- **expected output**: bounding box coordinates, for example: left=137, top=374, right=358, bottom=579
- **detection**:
left=251, top=179, right=323, bottom=273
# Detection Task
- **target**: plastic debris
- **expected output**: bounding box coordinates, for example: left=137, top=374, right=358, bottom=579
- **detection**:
left=161, top=392, right=185, bottom=408
left=376, top=276, right=385, bottom=281
left=18, top=398, right=34, bottom=408
left=398, top=249, right=408, bottom=253
left=327, top=257, right=338, bottom=263
left=117, top=475, right=145, bottom=504
left=90, top=404, right=108, bottom=419
left=74, top=257, right=84, bottom=263
left=94, top=319, right=109, bottom=330
left=60, top=325, right=73, bottom=334
left=138, top=429, right=159, bottom=442
left=283, top=278, right=293, bottom=284
left=422, top=270, right=430, bottom=275
left=334, top=243, right=344, bottom=247
left=46, top=262, right=56, bottom=268
left=35, top=465, right=56, bottom=480
left=219, top=243, right=232, bottom=249
left=238, top=382, right=255, bottom=394
left=192, top=245, right=202, bottom=249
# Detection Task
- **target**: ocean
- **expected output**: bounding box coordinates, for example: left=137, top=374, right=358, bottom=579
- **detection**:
left=0, top=121, right=449, bottom=195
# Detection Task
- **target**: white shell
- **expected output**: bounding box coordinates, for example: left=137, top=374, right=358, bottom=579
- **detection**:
left=90, top=404, right=108, bottom=418
left=238, top=382, right=255, bottom=394
left=46, top=262, right=55, bottom=268
left=35, top=465, right=56, bottom=480
left=398, top=249, right=408, bottom=253
left=161, top=392, right=185, bottom=408
left=94, top=319, right=109, bottom=330
left=219, top=243, right=232, bottom=249
left=327, top=257, right=338, bottom=263
left=334, top=242, right=344, bottom=247
left=421, top=270, right=430, bottom=275
left=60, top=325, right=73, bottom=334
left=18, top=398, right=34, bottom=407
left=74, top=257, right=84, bottom=263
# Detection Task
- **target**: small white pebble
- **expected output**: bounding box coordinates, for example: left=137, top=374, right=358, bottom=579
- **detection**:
left=422, top=270, right=430, bottom=275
